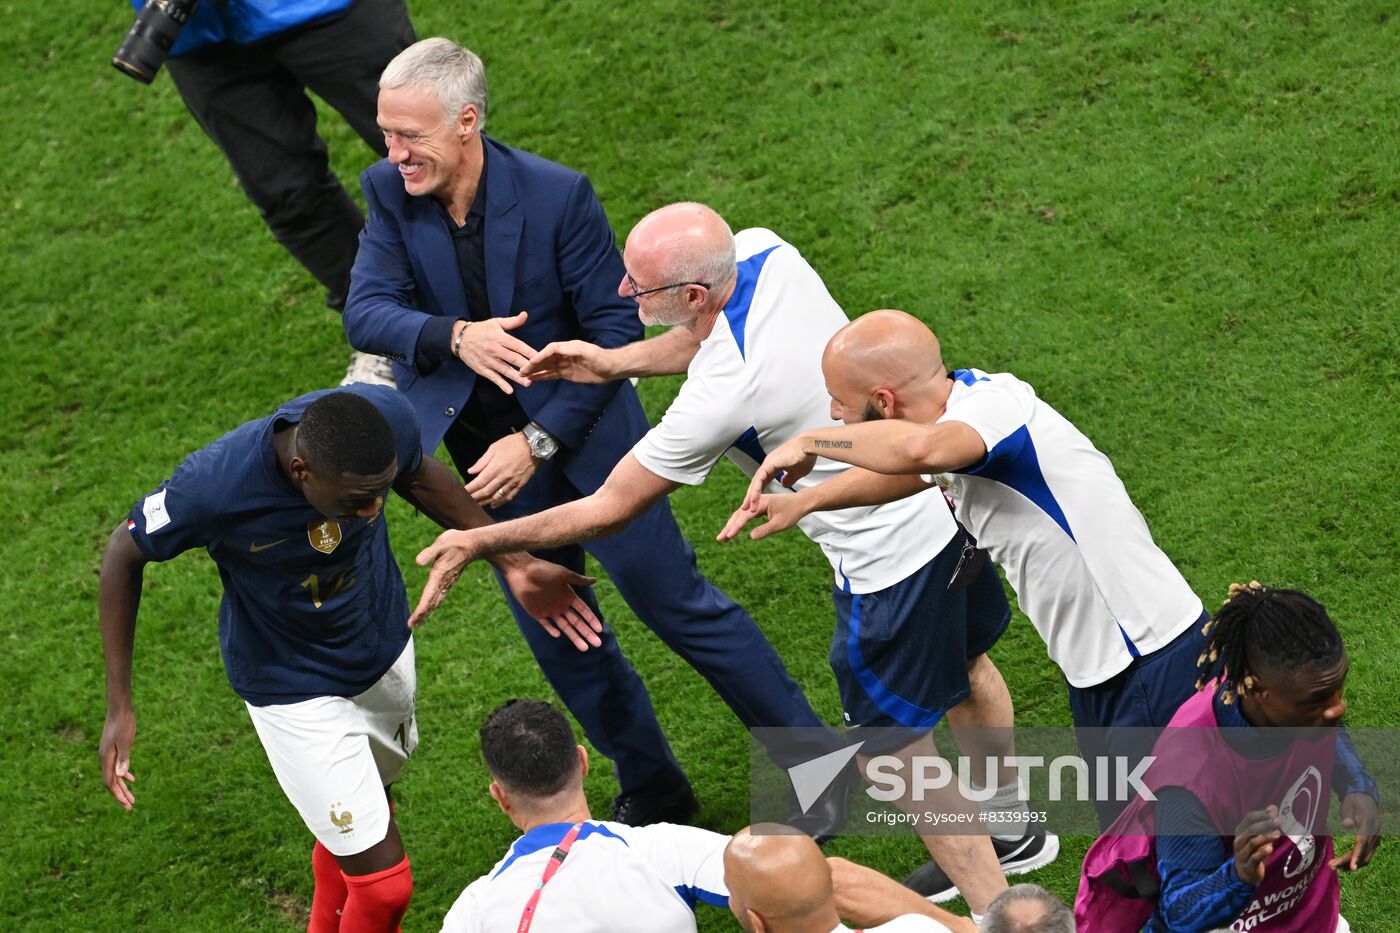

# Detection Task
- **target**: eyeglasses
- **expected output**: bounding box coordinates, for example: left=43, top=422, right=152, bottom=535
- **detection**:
left=624, top=271, right=709, bottom=299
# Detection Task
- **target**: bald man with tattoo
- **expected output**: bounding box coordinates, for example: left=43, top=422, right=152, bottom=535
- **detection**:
left=729, top=310, right=1210, bottom=827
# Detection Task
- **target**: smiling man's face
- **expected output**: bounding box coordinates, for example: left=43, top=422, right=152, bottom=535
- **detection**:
left=377, top=85, right=475, bottom=201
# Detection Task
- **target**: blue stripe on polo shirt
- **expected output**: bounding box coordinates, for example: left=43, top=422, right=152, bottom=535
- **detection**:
left=729, top=426, right=767, bottom=465
left=722, top=245, right=780, bottom=360
left=846, top=594, right=945, bottom=730
left=493, top=821, right=628, bottom=878
left=952, top=369, right=991, bottom=386
left=673, top=884, right=730, bottom=910
left=1118, top=624, right=1142, bottom=658
left=965, top=424, right=1075, bottom=541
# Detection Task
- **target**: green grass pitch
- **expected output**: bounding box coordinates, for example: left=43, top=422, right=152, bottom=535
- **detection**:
left=1, top=1, right=1395, bottom=929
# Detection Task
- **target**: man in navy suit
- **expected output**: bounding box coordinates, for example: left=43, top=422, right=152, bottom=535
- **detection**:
left=343, top=38, right=840, bottom=828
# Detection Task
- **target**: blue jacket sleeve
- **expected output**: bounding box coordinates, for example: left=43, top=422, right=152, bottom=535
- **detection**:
left=525, top=173, right=642, bottom=450
left=1334, top=726, right=1379, bottom=803
left=1151, top=788, right=1256, bottom=933
left=343, top=169, right=437, bottom=368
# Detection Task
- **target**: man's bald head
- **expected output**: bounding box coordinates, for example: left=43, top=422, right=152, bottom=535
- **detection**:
left=619, top=202, right=736, bottom=327
left=824, top=310, right=942, bottom=390
left=626, top=202, right=737, bottom=293
left=822, top=310, right=948, bottom=424
left=724, top=825, right=838, bottom=933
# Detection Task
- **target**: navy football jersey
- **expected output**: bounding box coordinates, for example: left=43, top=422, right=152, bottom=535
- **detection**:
left=125, top=384, right=423, bottom=705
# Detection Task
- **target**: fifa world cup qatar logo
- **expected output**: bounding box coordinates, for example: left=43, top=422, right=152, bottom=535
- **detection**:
left=1277, top=765, right=1322, bottom=879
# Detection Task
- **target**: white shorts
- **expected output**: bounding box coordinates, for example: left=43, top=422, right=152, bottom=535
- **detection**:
left=246, top=638, right=418, bottom=857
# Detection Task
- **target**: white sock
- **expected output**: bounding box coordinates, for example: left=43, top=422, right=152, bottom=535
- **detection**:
left=981, top=779, right=1029, bottom=842
left=970, top=911, right=983, bottom=928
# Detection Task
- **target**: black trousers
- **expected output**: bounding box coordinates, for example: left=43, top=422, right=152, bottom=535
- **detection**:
left=166, top=0, right=416, bottom=307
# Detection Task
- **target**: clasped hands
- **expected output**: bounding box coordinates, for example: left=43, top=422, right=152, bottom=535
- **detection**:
left=456, top=315, right=623, bottom=391
left=457, top=322, right=621, bottom=508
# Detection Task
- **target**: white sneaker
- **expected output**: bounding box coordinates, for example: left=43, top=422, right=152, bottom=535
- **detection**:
left=340, top=351, right=396, bottom=388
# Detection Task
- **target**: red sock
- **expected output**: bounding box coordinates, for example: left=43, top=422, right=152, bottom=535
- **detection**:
left=339, top=857, right=413, bottom=933
left=309, top=841, right=349, bottom=933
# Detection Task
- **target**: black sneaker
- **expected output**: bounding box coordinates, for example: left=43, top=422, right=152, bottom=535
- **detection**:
left=611, top=781, right=699, bottom=826
left=904, top=830, right=1060, bottom=903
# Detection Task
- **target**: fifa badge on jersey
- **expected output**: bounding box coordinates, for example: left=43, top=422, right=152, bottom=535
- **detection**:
left=142, top=488, right=172, bottom=533
left=329, top=803, right=354, bottom=835
left=308, top=519, right=342, bottom=554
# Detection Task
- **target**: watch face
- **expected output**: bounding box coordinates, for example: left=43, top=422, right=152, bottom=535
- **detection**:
left=526, top=427, right=557, bottom=458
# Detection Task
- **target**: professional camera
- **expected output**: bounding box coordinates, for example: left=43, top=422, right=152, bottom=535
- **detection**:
left=112, top=0, right=200, bottom=84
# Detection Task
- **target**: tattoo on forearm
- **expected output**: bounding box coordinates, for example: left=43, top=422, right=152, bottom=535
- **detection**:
left=813, top=440, right=854, bottom=449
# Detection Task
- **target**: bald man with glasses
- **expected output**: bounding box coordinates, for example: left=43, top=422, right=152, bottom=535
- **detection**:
left=411, top=203, right=1058, bottom=913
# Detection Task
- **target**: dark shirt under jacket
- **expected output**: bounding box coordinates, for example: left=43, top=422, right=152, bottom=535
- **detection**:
left=413, top=163, right=530, bottom=455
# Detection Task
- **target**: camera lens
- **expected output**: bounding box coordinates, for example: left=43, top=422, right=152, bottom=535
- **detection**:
left=112, top=0, right=198, bottom=84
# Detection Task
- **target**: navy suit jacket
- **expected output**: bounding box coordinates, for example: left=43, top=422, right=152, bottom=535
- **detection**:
left=344, top=135, right=649, bottom=490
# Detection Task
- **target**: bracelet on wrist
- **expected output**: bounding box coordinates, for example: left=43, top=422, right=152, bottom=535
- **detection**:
left=451, top=320, right=470, bottom=357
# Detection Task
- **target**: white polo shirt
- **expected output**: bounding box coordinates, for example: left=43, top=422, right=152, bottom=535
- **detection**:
left=632, top=228, right=954, bottom=594
left=836, top=917, right=955, bottom=932
left=931, top=369, right=1204, bottom=687
left=440, top=820, right=729, bottom=933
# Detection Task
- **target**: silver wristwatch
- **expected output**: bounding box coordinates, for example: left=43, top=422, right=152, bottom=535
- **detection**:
left=522, top=421, right=559, bottom=460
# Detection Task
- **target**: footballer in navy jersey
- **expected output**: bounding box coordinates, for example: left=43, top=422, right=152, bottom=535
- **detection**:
left=98, top=384, right=600, bottom=929
left=126, top=384, right=425, bottom=704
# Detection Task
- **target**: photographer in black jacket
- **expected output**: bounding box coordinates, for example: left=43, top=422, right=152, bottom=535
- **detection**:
left=117, top=0, right=416, bottom=385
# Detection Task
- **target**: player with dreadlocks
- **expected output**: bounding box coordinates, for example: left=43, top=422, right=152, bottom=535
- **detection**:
left=1135, top=581, right=1381, bottom=933
left=1196, top=581, right=1346, bottom=709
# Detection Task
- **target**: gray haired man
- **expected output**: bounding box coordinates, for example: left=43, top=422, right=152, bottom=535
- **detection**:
left=981, top=885, right=1074, bottom=933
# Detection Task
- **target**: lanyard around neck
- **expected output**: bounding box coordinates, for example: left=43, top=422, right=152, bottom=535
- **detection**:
left=516, top=822, right=584, bottom=933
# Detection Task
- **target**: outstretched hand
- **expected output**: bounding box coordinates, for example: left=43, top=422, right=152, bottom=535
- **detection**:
left=99, top=708, right=137, bottom=811
left=520, top=340, right=617, bottom=384
left=717, top=492, right=808, bottom=543
left=502, top=558, right=602, bottom=651
left=742, top=437, right=818, bottom=511
left=408, top=530, right=481, bottom=628
left=1330, top=792, right=1381, bottom=871
left=455, top=311, right=538, bottom=394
